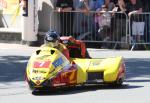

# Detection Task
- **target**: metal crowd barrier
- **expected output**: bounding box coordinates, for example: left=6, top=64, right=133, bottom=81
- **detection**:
left=50, top=10, right=129, bottom=48
left=129, top=13, right=150, bottom=50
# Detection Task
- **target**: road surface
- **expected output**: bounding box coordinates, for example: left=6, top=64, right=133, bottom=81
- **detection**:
left=0, top=43, right=150, bottom=103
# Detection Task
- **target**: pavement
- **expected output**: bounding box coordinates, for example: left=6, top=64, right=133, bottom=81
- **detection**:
left=0, top=43, right=37, bottom=50
left=0, top=43, right=150, bottom=59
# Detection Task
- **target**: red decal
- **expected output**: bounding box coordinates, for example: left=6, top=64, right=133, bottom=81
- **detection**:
left=33, top=61, right=50, bottom=68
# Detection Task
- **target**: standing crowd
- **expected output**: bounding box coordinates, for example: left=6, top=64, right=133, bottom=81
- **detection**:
left=54, top=0, right=150, bottom=48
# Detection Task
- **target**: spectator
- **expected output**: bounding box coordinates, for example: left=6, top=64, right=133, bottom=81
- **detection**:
left=95, top=5, right=111, bottom=37
left=104, top=0, right=115, bottom=11
left=126, top=0, right=145, bottom=42
left=141, top=0, right=150, bottom=42
left=73, top=0, right=80, bottom=9
left=91, top=0, right=104, bottom=11
left=77, top=0, right=104, bottom=11
left=95, top=0, right=115, bottom=48
left=141, top=0, right=150, bottom=12
left=77, top=0, right=91, bottom=14
left=113, top=0, right=126, bottom=12
left=73, top=0, right=95, bottom=40
left=112, top=0, right=127, bottom=41
left=56, top=0, right=74, bottom=36
left=95, top=0, right=115, bottom=30
left=112, top=0, right=129, bottom=4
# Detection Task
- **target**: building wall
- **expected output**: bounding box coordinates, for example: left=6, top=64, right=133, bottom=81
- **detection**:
left=38, top=0, right=60, bottom=32
left=0, top=0, right=21, bottom=31
left=0, top=0, right=57, bottom=32
left=37, top=0, right=80, bottom=33
left=0, top=0, right=78, bottom=34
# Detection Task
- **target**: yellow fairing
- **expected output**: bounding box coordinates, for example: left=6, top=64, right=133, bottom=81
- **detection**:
left=72, top=56, right=123, bottom=84
left=26, top=46, right=70, bottom=85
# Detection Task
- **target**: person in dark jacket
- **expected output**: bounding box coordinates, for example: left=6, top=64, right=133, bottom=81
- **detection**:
left=126, top=0, right=144, bottom=42
left=56, top=0, right=74, bottom=36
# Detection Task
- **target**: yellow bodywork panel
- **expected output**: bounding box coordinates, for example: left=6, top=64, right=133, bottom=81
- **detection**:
left=72, top=59, right=91, bottom=84
left=26, top=47, right=71, bottom=85
left=72, top=56, right=122, bottom=84
left=102, top=57, right=122, bottom=82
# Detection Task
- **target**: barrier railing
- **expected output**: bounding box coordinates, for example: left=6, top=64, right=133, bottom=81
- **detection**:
left=50, top=11, right=150, bottom=49
left=50, top=10, right=128, bottom=48
left=129, top=13, right=150, bottom=50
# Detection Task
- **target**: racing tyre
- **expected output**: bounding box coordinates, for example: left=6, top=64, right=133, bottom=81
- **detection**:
left=114, top=78, right=124, bottom=87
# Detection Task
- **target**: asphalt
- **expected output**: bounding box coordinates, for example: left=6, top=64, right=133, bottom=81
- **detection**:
left=0, top=43, right=150, bottom=59
left=0, top=43, right=37, bottom=50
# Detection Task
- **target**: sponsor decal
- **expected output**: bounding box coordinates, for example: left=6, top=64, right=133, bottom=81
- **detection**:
left=37, top=55, right=50, bottom=60
left=92, top=62, right=100, bottom=66
left=32, top=77, right=45, bottom=80
left=32, top=69, right=47, bottom=74
left=52, top=58, right=64, bottom=68
left=53, top=83, right=66, bottom=87
left=33, top=61, right=51, bottom=68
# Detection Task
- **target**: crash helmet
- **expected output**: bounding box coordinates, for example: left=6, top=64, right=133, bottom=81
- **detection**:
left=44, top=30, right=60, bottom=47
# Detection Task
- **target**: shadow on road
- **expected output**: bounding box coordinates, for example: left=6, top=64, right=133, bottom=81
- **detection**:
left=0, top=56, right=29, bottom=82
left=125, top=79, right=150, bottom=82
left=32, top=84, right=143, bottom=96
left=125, top=58, right=150, bottom=79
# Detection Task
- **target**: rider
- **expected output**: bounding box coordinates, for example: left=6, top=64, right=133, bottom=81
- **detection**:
left=43, top=30, right=70, bottom=60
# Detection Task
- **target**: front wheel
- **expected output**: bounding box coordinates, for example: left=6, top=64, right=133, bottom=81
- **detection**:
left=115, top=78, right=124, bottom=86
left=108, top=78, right=124, bottom=87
